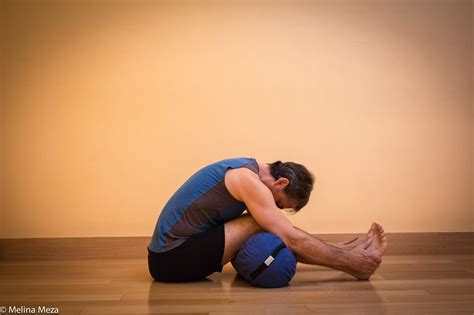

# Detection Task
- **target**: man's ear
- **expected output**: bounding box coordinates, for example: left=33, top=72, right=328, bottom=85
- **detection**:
left=276, top=177, right=289, bottom=187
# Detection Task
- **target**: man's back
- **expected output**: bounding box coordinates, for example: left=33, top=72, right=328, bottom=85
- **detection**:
left=148, top=157, right=259, bottom=253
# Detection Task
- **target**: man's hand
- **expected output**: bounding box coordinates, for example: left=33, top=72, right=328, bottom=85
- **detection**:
left=344, top=238, right=382, bottom=280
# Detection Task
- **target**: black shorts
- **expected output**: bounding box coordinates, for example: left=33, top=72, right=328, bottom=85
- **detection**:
left=147, top=224, right=225, bottom=282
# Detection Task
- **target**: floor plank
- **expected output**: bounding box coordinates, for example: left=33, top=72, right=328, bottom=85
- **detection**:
left=0, top=255, right=473, bottom=314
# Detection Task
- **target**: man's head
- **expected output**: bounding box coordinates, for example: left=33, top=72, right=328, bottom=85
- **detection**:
left=267, top=161, right=315, bottom=212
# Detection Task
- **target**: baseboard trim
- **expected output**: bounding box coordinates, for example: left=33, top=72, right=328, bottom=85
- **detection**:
left=0, top=232, right=472, bottom=260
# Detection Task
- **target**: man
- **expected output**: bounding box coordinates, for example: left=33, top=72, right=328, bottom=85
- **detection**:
left=148, top=157, right=387, bottom=282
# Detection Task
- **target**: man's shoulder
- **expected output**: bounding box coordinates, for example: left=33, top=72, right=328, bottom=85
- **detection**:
left=226, top=166, right=259, bottom=181
left=224, top=166, right=262, bottom=201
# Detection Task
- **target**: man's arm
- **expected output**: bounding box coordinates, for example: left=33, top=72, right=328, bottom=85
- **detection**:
left=226, top=168, right=380, bottom=279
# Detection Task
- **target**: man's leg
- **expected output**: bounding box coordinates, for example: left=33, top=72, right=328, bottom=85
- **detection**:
left=221, top=215, right=387, bottom=278
left=222, top=213, right=262, bottom=265
left=222, top=214, right=361, bottom=259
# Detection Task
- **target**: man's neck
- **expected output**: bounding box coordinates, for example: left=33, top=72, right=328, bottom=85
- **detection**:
left=257, top=162, right=273, bottom=186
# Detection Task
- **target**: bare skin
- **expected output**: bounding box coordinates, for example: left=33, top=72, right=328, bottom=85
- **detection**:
left=292, top=225, right=384, bottom=280
left=222, top=213, right=262, bottom=264
left=367, top=223, right=388, bottom=256
left=332, top=222, right=388, bottom=256
left=223, top=162, right=388, bottom=280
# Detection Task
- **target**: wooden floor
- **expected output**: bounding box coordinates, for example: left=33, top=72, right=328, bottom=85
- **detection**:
left=0, top=255, right=473, bottom=314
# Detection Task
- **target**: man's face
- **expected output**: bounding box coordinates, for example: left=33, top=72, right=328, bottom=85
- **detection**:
left=271, top=178, right=298, bottom=210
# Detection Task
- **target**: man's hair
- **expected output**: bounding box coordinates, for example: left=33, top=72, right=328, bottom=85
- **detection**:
left=269, top=161, right=315, bottom=212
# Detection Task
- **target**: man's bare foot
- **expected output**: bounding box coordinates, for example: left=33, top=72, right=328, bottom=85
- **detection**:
left=338, top=223, right=387, bottom=280
left=367, top=222, right=388, bottom=256
left=335, top=223, right=378, bottom=250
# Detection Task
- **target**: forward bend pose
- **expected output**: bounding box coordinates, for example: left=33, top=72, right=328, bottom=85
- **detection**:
left=148, top=157, right=388, bottom=282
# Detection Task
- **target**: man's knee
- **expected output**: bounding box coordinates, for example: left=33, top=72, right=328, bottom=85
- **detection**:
left=222, top=214, right=262, bottom=265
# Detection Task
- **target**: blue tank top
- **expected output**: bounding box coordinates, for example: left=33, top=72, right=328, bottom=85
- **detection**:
left=148, top=157, right=259, bottom=253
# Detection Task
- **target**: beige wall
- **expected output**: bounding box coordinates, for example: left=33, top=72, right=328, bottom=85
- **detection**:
left=472, top=0, right=474, bottom=230
left=1, top=0, right=472, bottom=238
